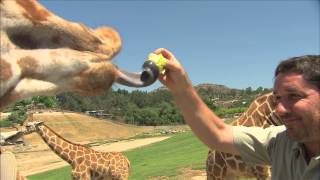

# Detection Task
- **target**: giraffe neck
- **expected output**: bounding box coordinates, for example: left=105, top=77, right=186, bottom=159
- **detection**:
left=233, top=93, right=282, bottom=127
left=35, top=124, right=84, bottom=164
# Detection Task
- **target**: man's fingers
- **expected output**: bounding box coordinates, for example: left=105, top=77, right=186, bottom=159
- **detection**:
left=154, top=48, right=175, bottom=61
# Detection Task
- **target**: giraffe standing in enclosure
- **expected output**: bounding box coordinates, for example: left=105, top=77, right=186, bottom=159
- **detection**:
left=206, top=92, right=283, bottom=180
left=25, top=119, right=130, bottom=180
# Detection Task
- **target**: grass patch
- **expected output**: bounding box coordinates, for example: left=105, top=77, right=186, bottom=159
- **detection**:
left=28, top=131, right=208, bottom=180
left=28, top=166, right=71, bottom=180
left=124, top=131, right=208, bottom=179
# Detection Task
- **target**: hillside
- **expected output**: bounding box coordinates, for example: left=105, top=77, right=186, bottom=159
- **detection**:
left=28, top=112, right=151, bottom=143
left=1, top=112, right=186, bottom=176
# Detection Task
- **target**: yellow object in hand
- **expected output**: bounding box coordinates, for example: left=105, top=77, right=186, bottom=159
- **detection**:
left=148, top=53, right=168, bottom=72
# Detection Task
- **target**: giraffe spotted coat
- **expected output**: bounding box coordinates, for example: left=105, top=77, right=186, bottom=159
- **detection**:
left=206, top=92, right=283, bottom=180
left=25, top=120, right=130, bottom=180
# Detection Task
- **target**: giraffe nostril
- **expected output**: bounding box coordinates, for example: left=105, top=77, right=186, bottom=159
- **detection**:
left=141, top=60, right=159, bottom=84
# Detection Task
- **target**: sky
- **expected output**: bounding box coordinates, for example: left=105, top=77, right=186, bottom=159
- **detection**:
left=40, top=0, right=320, bottom=92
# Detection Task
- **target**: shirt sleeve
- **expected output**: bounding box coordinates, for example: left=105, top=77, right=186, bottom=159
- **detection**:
left=233, top=125, right=286, bottom=166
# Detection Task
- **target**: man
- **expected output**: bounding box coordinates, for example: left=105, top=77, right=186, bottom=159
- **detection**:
left=153, top=48, right=319, bottom=180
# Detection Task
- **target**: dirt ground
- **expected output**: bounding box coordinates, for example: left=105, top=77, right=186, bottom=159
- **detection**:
left=1, top=112, right=206, bottom=179
left=3, top=136, right=170, bottom=176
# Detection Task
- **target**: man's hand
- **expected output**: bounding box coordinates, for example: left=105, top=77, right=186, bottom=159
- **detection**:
left=153, top=48, right=193, bottom=94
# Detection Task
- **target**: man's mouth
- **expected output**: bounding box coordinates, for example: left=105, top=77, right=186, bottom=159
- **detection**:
left=283, top=117, right=299, bottom=127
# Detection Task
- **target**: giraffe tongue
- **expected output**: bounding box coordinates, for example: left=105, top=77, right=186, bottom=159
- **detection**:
left=115, top=64, right=159, bottom=87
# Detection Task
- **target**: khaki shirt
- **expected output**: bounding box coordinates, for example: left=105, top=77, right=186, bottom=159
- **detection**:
left=233, top=125, right=320, bottom=180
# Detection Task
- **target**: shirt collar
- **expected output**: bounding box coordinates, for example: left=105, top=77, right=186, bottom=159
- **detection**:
left=292, top=141, right=320, bottom=162
left=291, top=141, right=304, bottom=158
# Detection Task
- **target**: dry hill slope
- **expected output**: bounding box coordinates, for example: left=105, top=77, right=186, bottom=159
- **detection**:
left=1, top=112, right=181, bottom=176
left=29, top=112, right=152, bottom=143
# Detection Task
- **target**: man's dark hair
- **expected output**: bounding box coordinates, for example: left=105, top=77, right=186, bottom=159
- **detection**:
left=275, top=55, right=320, bottom=89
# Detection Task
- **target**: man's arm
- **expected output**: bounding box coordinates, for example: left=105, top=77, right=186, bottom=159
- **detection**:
left=154, top=48, right=239, bottom=155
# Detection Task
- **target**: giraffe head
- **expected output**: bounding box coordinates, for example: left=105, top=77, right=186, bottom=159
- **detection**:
left=25, top=120, right=44, bottom=134
left=0, top=0, right=158, bottom=109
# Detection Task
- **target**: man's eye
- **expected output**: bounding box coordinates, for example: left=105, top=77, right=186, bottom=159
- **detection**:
left=273, top=95, right=281, bottom=103
left=288, top=94, right=302, bottom=100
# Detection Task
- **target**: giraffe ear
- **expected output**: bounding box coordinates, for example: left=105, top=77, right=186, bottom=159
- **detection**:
left=94, top=27, right=122, bottom=58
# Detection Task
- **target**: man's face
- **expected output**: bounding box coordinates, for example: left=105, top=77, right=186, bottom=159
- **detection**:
left=274, top=72, right=320, bottom=143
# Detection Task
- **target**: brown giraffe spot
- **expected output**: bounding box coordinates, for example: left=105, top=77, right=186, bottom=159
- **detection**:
left=260, top=103, right=272, bottom=114
left=51, top=35, right=61, bottom=45
left=247, top=103, right=257, bottom=115
left=16, top=0, right=51, bottom=23
left=9, top=33, right=37, bottom=49
left=0, top=58, right=12, bottom=81
left=91, top=154, right=97, bottom=161
left=213, top=165, right=221, bottom=176
left=256, top=95, right=268, bottom=104
left=62, top=142, right=68, bottom=149
left=81, top=173, right=86, bottom=179
left=110, top=165, right=115, bottom=171
left=91, top=162, right=97, bottom=169
left=79, top=164, right=86, bottom=171
left=17, top=56, right=39, bottom=78
left=74, top=62, right=116, bottom=95
left=84, top=149, right=90, bottom=155
left=98, top=159, right=104, bottom=164
left=226, top=159, right=236, bottom=169
left=225, top=153, right=233, bottom=158
left=84, top=154, right=90, bottom=160
left=69, top=151, right=76, bottom=160
left=239, top=162, right=246, bottom=172
left=234, top=155, right=242, bottom=161
left=76, top=150, right=84, bottom=157
left=242, top=117, right=254, bottom=126
left=76, top=157, right=84, bottom=164
left=78, top=146, right=84, bottom=151
left=56, top=138, right=62, bottom=145
left=85, top=160, right=90, bottom=166
left=55, top=146, right=63, bottom=154
left=256, top=166, right=265, bottom=172
left=222, top=166, right=227, bottom=177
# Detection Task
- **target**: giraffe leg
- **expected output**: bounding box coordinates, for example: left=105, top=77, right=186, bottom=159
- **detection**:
left=206, top=150, right=228, bottom=180
left=16, top=170, right=28, bottom=180
left=71, top=168, right=90, bottom=180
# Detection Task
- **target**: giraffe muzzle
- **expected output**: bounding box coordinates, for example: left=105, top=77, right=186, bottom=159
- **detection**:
left=116, top=60, right=159, bottom=87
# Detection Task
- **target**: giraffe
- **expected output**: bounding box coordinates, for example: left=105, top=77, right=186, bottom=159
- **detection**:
left=25, top=120, right=130, bottom=180
left=0, top=0, right=157, bottom=110
left=0, top=148, right=27, bottom=180
left=206, top=92, right=283, bottom=180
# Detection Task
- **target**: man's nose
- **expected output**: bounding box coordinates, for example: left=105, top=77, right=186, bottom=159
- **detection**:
left=275, top=101, right=290, bottom=116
